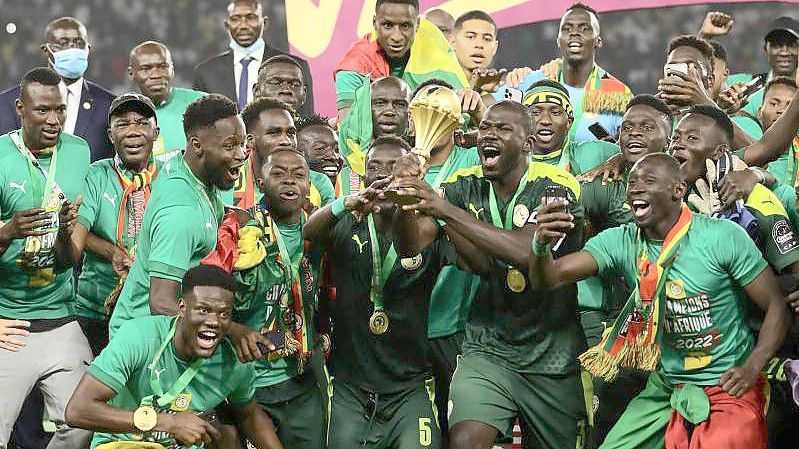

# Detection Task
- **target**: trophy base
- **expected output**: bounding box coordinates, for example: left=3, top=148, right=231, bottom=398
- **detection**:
left=383, top=188, right=420, bottom=206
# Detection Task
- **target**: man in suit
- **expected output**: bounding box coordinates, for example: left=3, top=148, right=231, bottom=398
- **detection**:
left=0, top=17, right=115, bottom=162
left=193, top=0, right=315, bottom=115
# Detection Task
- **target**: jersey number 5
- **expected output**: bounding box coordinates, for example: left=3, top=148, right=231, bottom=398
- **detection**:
left=418, top=417, right=432, bottom=446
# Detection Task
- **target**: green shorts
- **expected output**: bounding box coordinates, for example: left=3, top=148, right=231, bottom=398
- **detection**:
left=448, top=355, right=588, bottom=449
left=254, top=369, right=325, bottom=449
left=327, top=378, right=441, bottom=449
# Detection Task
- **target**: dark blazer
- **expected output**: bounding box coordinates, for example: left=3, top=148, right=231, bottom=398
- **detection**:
left=0, top=80, right=115, bottom=162
left=193, top=45, right=315, bottom=116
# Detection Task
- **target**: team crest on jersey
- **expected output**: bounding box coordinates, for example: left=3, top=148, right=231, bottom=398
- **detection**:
left=512, top=204, right=530, bottom=228
left=772, top=219, right=798, bottom=254
left=171, top=393, right=191, bottom=412
left=665, top=280, right=686, bottom=299
left=401, top=254, right=423, bottom=271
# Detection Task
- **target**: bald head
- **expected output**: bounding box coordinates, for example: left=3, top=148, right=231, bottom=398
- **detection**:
left=45, top=17, right=87, bottom=42
left=128, top=41, right=174, bottom=105
left=424, top=8, right=455, bottom=37
left=371, top=76, right=411, bottom=137
left=630, top=152, right=683, bottom=184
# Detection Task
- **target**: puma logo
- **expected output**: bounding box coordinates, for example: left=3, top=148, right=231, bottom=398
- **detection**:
left=153, top=367, right=166, bottom=381
left=9, top=181, right=26, bottom=193
left=468, top=203, right=484, bottom=220
left=103, top=192, right=117, bottom=207
left=352, top=235, right=368, bottom=254
left=205, top=216, right=214, bottom=229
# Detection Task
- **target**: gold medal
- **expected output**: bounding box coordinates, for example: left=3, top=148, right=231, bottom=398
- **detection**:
left=133, top=405, right=158, bottom=432
left=506, top=268, right=526, bottom=293
left=369, top=310, right=390, bottom=335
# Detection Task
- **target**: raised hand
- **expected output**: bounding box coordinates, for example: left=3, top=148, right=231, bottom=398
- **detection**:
left=699, top=12, right=734, bottom=38
left=470, top=68, right=507, bottom=93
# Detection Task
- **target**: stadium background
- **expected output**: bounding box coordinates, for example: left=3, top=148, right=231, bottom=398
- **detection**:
left=0, top=0, right=796, bottom=116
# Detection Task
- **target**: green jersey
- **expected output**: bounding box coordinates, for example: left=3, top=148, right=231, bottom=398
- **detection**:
left=0, top=132, right=90, bottom=320
left=585, top=215, right=768, bottom=385
left=89, top=316, right=254, bottom=448
left=531, top=140, right=620, bottom=176
left=765, top=138, right=799, bottom=187
left=328, top=213, right=451, bottom=393
left=578, top=175, right=633, bottom=312
left=76, top=159, right=163, bottom=320
left=424, top=146, right=482, bottom=338
left=732, top=115, right=763, bottom=140
left=108, top=157, right=223, bottom=335
left=151, top=87, right=206, bottom=163
left=773, top=183, right=799, bottom=230
left=442, top=162, right=584, bottom=374
left=233, top=213, right=321, bottom=388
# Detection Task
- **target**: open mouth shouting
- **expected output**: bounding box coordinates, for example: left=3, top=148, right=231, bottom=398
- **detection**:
left=196, top=328, right=220, bottom=352
left=567, top=41, right=583, bottom=54
left=480, top=144, right=501, bottom=170
left=226, top=162, right=244, bottom=184
left=625, top=140, right=648, bottom=156
left=630, top=199, right=652, bottom=220
left=535, top=128, right=556, bottom=144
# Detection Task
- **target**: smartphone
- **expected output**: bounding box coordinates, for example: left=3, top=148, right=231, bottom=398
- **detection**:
left=542, top=185, right=570, bottom=251
left=196, top=410, right=222, bottom=429
left=588, top=122, right=612, bottom=141
left=255, top=329, right=286, bottom=356
left=504, top=87, right=523, bottom=103
left=663, top=63, right=689, bottom=79
left=740, top=76, right=765, bottom=99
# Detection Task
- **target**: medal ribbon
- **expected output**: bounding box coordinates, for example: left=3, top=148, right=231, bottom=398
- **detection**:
left=142, top=318, right=203, bottom=408
left=10, top=131, right=65, bottom=206
left=579, top=205, right=692, bottom=381
left=112, top=157, right=157, bottom=252
left=531, top=137, right=572, bottom=173
left=262, top=206, right=311, bottom=359
left=487, top=168, right=529, bottom=230
left=366, top=214, right=397, bottom=312
left=557, top=63, right=600, bottom=143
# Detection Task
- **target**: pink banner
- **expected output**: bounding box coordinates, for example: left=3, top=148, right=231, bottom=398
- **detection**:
left=286, top=0, right=790, bottom=115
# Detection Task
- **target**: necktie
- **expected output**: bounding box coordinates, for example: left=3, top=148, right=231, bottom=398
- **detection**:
left=238, top=56, right=253, bottom=111
left=64, top=89, right=77, bottom=134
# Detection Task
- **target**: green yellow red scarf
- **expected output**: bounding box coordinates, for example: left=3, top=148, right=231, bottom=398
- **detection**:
left=579, top=205, right=692, bottom=381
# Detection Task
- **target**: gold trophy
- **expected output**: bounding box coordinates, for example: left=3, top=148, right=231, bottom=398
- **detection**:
left=384, top=85, right=464, bottom=204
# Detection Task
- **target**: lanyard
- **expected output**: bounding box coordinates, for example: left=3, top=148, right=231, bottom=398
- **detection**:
left=366, top=214, right=397, bottom=311
left=272, top=213, right=306, bottom=296
left=142, top=318, right=203, bottom=408
left=10, top=131, right=63, bottom=207
left=488, top=169, right=529, bottom=230
left=181, top=158, right=222, bottom=227
left=558, top=64, right=600, bottom=143
left=430, top=148, right=457, bottom=190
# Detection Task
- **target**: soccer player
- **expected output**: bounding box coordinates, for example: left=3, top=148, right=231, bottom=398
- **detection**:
left=254, top=55, right=308, bottom=115
left=226, top=148, right=324, bottom=448
left=757, top=77, right=798, bottom=186
left=497, top=3, right=633, bottom=144
left=449, top=11, right=499, bottom=85
left=64, top=265, right=284, bottom=449
left=68, top=92, right=161, bottom=355
left=222, top=98, right=335, bottom=210
left=336, top=76, right=412, bottom=187
left=108, top=94, right=247, bottom=336
left=524, top=80, right=620, bottom=175
left=304, top=136, right=448, bottom=449
left=0, top=67, right=92, bottom=449
left=530, top=152, right=790, bottom=449
left=297, top=114, right=343, bottom=186
left=129, top=41, right=206, bottom=163
left=334, top=0, right=467, bottom=123
left=395, top=101, right=587, bottom=449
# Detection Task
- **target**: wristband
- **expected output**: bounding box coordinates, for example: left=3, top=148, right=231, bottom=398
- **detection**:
left=330, top=197, right=347, bottom=218
left=531, top=231, right=552, bottom=257
left=748, top=166, right=766, bottom=185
